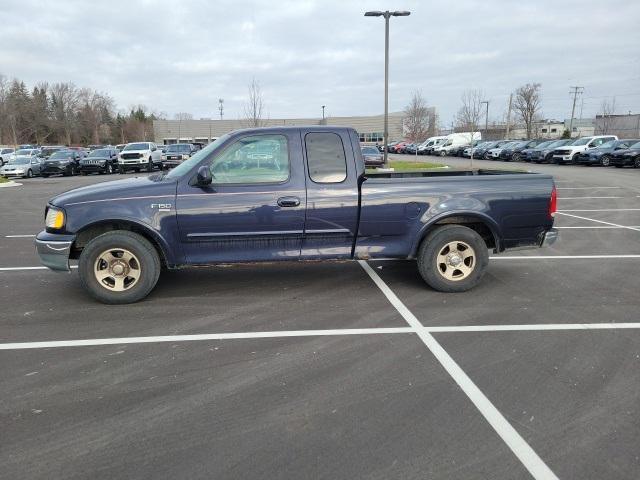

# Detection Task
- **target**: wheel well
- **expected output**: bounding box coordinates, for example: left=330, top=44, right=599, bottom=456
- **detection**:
left=71, top=221, right=168, bottom=267
left=426, top=216, right=498, bottom=251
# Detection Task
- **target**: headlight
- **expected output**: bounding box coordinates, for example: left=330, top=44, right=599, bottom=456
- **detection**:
left=45, top=207, right=65, bottom=230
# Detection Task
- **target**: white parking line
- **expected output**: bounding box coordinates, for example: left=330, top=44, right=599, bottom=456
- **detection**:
left=556, top=226, right=640, bottom=229
left=559, top=208, right=640, bottom=212
left=559, top=196, right=622, bottom=200
left=5, top=234, right=36, bottom=238
left=427, top=323, right=640, bottom=332
left=0, top=266, right=77, bottom=271
left=556, top=212, right=640, bottom=233
left=0, top=327, right=414, bottom=350
left=357, top=260, right=558, bottom=480
left=492, top=255, right=640, bottom=260
left=557, top=186, right=621, bottom=190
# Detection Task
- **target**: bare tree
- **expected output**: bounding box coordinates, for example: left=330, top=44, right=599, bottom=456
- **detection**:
left=79, top=89, right=115, bottom=144
left=50, top=82, right=80, bottom=144
left=455, top=89, right=484, bottom=166
left=243, top=78, right=266, bottom=127
left=403, top=90, right=431, bottom=143
left=174, top=112, right=193, bottom=121
left=513, top=83, right=542, bottom=139
left=597, top=98, right=616, bottom=134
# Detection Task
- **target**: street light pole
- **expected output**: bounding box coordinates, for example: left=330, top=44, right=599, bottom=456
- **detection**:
left=365, top=10, right=410, bottom=168
left=322, top=105, right=325, bottom=122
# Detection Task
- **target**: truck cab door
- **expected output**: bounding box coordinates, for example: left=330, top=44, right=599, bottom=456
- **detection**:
left=300, top=129, right=360, bottom=259
left=175, top=131, right=306, bottom=264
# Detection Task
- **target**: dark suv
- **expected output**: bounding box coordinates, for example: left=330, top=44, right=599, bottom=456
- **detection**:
left=609, top=141, right=640, bottom=168
left=41, top=150, right=83, bottom=177
left=79, top=148, right=119, bottom=175
left=576, top=139, right=639, bottom=166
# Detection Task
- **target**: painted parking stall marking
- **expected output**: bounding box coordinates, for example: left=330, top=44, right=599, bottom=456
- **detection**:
left=357, top=260, right=559, bottom=480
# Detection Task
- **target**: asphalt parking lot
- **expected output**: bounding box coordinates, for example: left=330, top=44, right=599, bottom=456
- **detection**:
left=1, top=161, right=639, bottom=480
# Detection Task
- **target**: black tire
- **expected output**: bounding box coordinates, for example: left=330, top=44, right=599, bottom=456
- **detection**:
left=512, top=153, right=521, bottom=162
left=417, top=225, right=489, bottom=293
left=601, top=155, right=611, bottom=167
left=634, top=157, right=640, bottom=168
left=439, top=150, right=446, bottom=157
left=146, top=158, right=154, bottom=172
left=42, top=174, right=49, bottom=178
left=81, top=171, right=88, bottom=176
left=483, top=152, right=491, bottom=160
left=118, top=166, right=125, bottom=174
left=26, top=169, right=33, bottom=178
left=569, top=153, right=579, bottom=165
left=78, top=231, right=161, bottom=304
left=106, top=163, right=114, bottom=174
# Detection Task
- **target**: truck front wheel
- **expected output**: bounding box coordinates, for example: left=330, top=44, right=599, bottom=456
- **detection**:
left=417, top=225, right=489, bottom=293
left=78, top=231, right=161, bottom=304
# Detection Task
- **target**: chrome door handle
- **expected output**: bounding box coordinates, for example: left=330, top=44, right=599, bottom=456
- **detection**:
left=277, top=196, right=300, bottom=207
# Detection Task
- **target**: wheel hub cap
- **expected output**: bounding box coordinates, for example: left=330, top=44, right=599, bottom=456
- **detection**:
left=447, top=253, right=463, bottom=267
left=94, top=248, right=141, bottom=291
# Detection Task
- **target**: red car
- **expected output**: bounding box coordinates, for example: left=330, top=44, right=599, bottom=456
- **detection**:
left=393, top=142, right=408, bottom=153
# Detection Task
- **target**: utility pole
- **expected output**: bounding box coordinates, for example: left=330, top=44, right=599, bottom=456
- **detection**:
left=480, top=100, right=489, bottom=136
left=505, top=93, right=513, bottom=139
left=568, top=86, right=584, bottom=137
left=218, top=98, right=224, bottom=120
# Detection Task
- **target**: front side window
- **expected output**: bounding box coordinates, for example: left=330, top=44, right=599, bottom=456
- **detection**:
left=306, top=132, right=347, bottom=183
left=209, top=134, right=289, bottom=184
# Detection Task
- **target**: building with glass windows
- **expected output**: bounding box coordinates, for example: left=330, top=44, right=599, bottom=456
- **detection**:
left=153, top=111, right=423, bottom=146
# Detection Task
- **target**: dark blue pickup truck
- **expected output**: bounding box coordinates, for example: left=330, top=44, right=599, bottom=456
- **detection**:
left=36, top=126, right=558, bottom=304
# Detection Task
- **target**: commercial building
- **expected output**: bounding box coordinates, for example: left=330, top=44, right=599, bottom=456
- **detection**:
left=594, top=113, right=640, bottom=139
left=153, top=111, right=421, bottom=146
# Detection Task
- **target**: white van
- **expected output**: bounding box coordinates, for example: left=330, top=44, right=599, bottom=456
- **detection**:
left=432, top=132, right=482, bottom=157
left=417, top=136, right=448, bottom=155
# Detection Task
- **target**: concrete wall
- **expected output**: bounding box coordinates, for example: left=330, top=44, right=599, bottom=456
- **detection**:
left=153, top=112, right=408, bottom=145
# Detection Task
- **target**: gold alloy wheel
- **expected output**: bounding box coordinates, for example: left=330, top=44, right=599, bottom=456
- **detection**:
left=94, top=248, right=141, bottom=291
left=436, top=240, right=476, bottom=281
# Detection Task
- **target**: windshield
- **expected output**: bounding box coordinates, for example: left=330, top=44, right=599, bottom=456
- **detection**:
left=361, top=147, right=378, bottom=154
left=571, top=138, right=590, bottom=146
left=596, top=140, right=616, bottom=149
left=10, top=157, right=31, bottom=164
left=165, top=134, right=229, bottom=179
left=50, top=151, right=74, bottom=159
left=15, top=149, right=34, bottom=156
left=535, top=141, right=554, bottom=149
left=629, top=141, right=640, bottom=149
left=124, top=143, right=150, bottom=151
left=88, top=149, right=111, bottom=157
left=166, top=144, right=192, bottom=153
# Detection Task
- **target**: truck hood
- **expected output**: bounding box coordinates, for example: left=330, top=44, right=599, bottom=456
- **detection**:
left=50, top=175, right=177, bottom=207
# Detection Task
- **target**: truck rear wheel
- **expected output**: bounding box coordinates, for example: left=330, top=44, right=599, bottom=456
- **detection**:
left=417, top=225, right=489, bottom=293
left=78, top=231, right=161, bottom=304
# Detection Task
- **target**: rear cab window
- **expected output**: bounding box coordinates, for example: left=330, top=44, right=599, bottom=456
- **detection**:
left=305, top=132, right=347, bottom=183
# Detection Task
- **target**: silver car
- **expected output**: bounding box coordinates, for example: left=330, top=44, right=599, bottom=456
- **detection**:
left=0, top=154, right=43, bottom=178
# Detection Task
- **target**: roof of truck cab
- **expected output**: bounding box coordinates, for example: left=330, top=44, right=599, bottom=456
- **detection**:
left=229, top=125, right=356, bottom=135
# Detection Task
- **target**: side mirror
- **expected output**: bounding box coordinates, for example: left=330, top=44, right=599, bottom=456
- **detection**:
left=195, top=166, right=212, bottom=186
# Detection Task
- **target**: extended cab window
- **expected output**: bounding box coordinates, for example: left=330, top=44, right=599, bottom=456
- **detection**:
left=209, top=134, right=289, bottom=184
left=305, top=132, right=347, bottom=183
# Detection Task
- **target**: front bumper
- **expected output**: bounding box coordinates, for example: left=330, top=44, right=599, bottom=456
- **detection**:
left=539, top=228, right=558, bottom=247
left=610, top=156, right=634, bottom=166
left=0, top=170, right=26, bottom=177
left=35, top=231, right=75, bottom=272
left=80, top=163, right=107, bottom=172
left=41, top=164, right=72, bottom=175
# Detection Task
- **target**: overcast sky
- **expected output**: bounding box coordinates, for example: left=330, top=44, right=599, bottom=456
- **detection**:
left=2, top=0, right=639, bottom=125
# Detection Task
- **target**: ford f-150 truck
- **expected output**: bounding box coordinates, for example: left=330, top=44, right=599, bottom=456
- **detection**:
left=35, top=126, right=558, bottom=304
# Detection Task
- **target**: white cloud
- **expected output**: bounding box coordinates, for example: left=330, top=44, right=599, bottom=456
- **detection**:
left=0, top=0, right=639, bottom=124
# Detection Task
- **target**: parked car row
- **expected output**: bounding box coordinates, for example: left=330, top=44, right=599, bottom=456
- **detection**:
left=0, top=141, right=208, bottom=179
left=463, top=135, right=640, bottom=168
left=379, top=133, right=640, bottom=169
